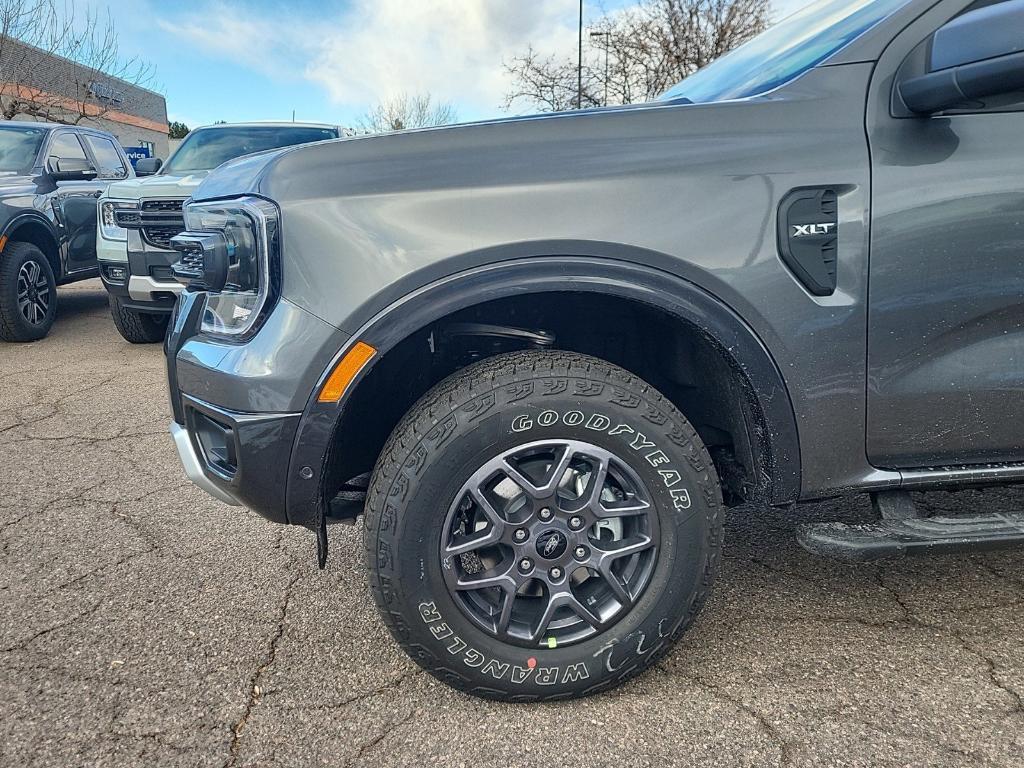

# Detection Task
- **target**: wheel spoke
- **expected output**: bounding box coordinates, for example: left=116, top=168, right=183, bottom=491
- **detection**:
left=530, top=591, right=560, bottom=643
left=529, top=589, right=604, bottom=643
left=444, top=526, right=501, bottom=557
left=594, top=535, right=655, bottom=563
left=595, top=496, right=651, bottom=518
left=502, top=444, right=574, bottom=497
left=454, top=562, right=517, bottom=593
left=597, top=563, right=633, bottom=607
left=495, top=590, right=515, bottom=635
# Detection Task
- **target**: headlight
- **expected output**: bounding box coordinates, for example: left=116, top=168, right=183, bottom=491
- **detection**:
left=98, top=199, right=137, bottom=241
left=171, top=196, right=280, bottom=338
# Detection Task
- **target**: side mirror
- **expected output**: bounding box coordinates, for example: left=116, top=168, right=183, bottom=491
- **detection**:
left=900, top=0, right=1024, bottom=115
left=134, top=157, right=163, bottom=176
left=49, top=157, right=98, bottom=182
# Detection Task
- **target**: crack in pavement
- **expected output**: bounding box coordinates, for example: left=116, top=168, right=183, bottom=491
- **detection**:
left=874, top=568, right=1024, bottom=717
left=682, top=670, right=797, bottom=768
left=344, top=706, right=419, bottom=768
left=223, top=559, right=302, bottom=768
left=1, top=599, right=105, bottom=653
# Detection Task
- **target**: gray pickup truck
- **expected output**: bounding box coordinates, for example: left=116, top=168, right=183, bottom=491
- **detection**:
left=164, top=0, right=1024, bottom=701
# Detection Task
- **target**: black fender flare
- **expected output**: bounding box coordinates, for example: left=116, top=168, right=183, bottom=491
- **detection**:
left=1, top=212, right=61, bottom=272
left=285, top=256, right=801, bottom=529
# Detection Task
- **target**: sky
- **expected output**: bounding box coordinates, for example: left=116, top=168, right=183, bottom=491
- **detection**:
left=75, top=0, right=815, bottom=130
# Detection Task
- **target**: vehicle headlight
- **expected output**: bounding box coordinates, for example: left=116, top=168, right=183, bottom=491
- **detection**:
left=99, top=199, right=137, bottom=241
left=170, top=196, right=280, bottom=338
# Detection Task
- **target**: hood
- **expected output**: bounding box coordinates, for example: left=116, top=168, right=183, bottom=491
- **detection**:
left=190, top=104, right=677, bottom=203
left=0, top=174, right=38, bottom=195
left=106, top=169, right=211, bottom=200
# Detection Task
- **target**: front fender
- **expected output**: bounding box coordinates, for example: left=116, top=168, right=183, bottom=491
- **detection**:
left=283, top=256, right=801, bottom=530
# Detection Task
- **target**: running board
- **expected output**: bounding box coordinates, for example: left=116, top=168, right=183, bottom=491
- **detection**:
left=797, top=513, right=1024, bottom=562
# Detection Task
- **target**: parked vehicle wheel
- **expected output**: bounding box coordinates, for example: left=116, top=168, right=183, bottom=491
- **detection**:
left=109, top=295, right=170, bottom=344
left=364, top=350, right=723, bottom=701
left=0, top=242, right=57, bottom=343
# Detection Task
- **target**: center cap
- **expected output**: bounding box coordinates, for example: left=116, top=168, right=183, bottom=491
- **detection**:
left=536, top=530, right=567, bottom=560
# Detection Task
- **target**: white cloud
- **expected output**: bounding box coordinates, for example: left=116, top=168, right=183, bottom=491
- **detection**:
left=156, top=4, right=316, bottom=80
left=305, top=0, right=584, bottom=116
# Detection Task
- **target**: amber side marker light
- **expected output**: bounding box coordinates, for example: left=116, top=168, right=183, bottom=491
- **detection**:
left=318, top=341, right=377, bottom=403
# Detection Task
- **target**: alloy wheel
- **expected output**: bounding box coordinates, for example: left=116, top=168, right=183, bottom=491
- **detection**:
left=441, top=439, right=660, bottom=648
left=16, top=260, right=50, bottom=326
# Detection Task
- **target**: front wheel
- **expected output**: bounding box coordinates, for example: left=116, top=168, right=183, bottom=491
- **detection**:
left=364, top=350, right=723, bottom=701
left=0, top=242, right=57, bottom=342
left=108, top=295, right=170, bottom=344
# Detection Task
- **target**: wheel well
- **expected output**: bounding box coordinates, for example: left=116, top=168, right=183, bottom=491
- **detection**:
left=327, top=291, right=781, bottom=507
left=5, top=219, right=60, bottom=278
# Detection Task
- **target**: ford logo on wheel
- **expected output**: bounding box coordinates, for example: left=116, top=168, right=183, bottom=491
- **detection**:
left=536, top=530, right=568, bottom=560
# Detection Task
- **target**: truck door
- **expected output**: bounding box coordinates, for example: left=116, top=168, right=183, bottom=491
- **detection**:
left=865, top=0, right=1024, bottom=468
left=47, top=131, right=105, bottom=275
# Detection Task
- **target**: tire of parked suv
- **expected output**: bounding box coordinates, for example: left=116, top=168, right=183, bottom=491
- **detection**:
left=108, top=295, right=170, bottom=344
left=364, top=350, right=723, bottom=701
left=0, top=241, right=58, bottom=343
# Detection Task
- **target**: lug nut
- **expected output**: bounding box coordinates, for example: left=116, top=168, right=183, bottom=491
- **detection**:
left=549, top=567, right=563, bottom=580
left=519, top=558, right=534, bottom=573
left=574, top=546, right=588, bottom=560
left=538, top=508, right=553, bottom=521
left=568, top=515, right=584, bottom=530
left=514, top=528, right=528, bottom=542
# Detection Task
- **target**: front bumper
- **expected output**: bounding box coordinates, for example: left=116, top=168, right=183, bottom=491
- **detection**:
left=165, top=290, right=349, bottom=526
left=98, top=229, right=184, bottom=314
left=171, top=421, right=242, bottom=506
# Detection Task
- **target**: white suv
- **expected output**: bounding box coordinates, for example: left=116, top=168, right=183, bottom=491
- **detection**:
left=97, top=122, right=342, bottom=342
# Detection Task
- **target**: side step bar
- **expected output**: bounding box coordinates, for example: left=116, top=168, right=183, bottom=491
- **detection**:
left=798, top=512, right=1024, bottom=562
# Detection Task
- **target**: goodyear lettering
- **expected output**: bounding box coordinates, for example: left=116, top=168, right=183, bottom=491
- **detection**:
left=630, top=433, right=656, bottom=451
left=646, top=450, right=670, bottom=468
left=563, top=410, right=585, bottom=426
left=537, top=410, right=559, bottom=427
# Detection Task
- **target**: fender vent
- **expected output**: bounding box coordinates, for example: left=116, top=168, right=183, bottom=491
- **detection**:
left=778, top=188, right=839, bottom=296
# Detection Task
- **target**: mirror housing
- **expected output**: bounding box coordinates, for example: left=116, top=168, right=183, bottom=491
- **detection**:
left=49, top=157, right=98, bottom=182
left=134, top=157, right=163, bottom=176
left=900, top=0, right=1024, bottom=115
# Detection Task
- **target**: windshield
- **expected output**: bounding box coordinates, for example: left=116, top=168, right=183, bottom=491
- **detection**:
left=660, top=0, right=912, bottom=104
left=161, top=125, right=339, bottom=175
left=0, top=125, right=46, bottom=175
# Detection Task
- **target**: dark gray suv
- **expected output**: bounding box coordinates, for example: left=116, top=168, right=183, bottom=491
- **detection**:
left=0, top=122, right=133, bottom=341
left=164, top=0, right=1024, bottom=700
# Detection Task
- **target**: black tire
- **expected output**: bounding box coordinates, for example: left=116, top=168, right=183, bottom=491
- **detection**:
left=108, top=295, right=170, bottom=343
left=0, top=241, right=57, bottom=343
left=364, top=350, right=723, bottom=701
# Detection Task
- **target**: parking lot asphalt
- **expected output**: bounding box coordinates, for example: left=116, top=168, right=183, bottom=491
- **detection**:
left=1, top=280, right=1022, bottom=768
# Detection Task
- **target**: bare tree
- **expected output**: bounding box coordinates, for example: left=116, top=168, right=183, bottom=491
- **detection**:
left=505, top=0, right=770, bottom=112
left=357, top=93, right=458, bottom=134
left=0, top=0, right=155, bottom=124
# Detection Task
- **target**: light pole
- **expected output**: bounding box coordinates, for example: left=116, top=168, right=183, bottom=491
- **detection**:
left=590, top=30, right=610, bottom=106
left=577, top=0, right=583, bottom=109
